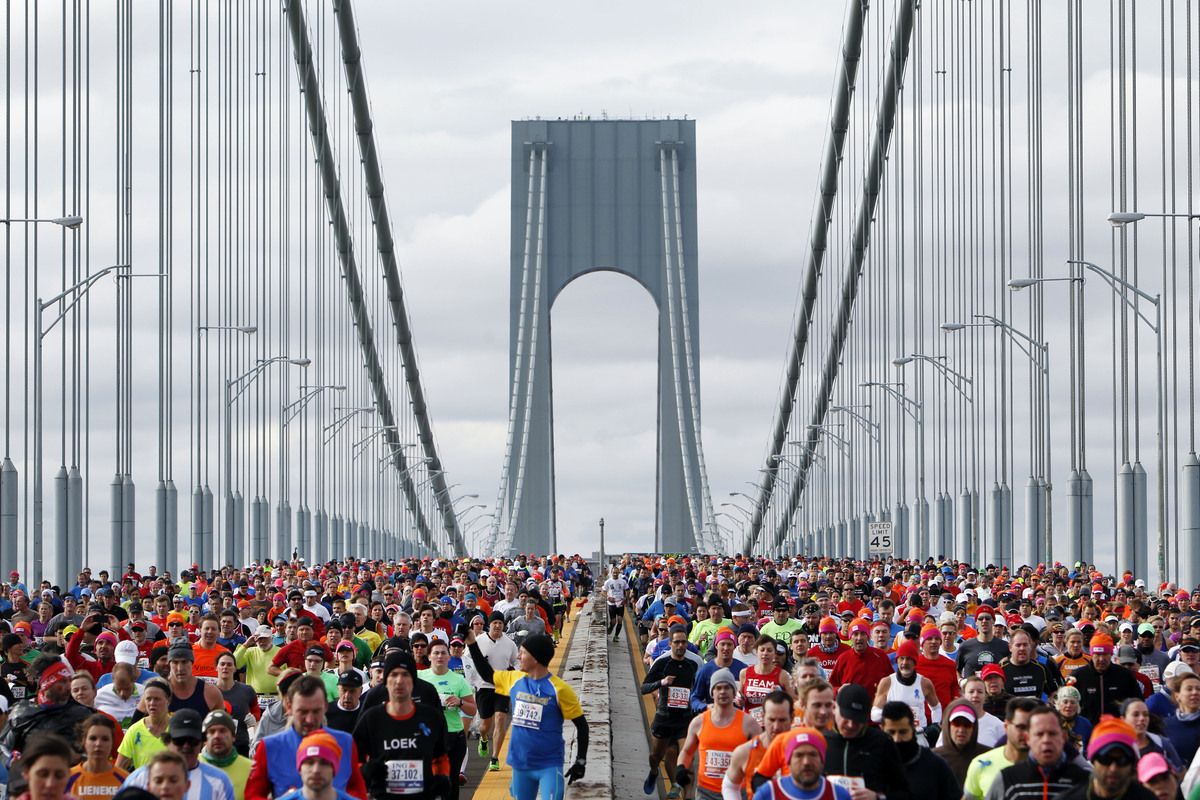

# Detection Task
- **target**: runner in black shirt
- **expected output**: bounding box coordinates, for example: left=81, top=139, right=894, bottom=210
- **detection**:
left=353, top=650, right=451, bottom=800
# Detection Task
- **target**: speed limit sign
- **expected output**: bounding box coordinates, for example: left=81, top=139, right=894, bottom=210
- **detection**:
left=868, top=521, right=893, bottom=557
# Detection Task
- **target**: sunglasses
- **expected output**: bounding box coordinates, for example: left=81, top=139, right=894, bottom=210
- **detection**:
left=1093, top=752, right=1132, bottom=767
left=412, top=643, right=427, bottom=648
left=949, top=718, right=974, bottom=727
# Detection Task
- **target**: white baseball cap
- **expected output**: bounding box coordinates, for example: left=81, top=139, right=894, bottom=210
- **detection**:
left=1165, top=661, right=1194, bottom=680
left=114, top=640, right=139, bottom=665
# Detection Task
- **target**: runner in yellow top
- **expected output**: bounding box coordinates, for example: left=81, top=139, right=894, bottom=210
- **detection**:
left=68, top=714, right=130, bottom=798
left=115, top=677, right=172, bottom=770
left=465, top=629, right=588, bottom=800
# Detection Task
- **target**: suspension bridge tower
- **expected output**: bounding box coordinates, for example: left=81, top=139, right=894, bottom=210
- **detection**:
left=492, top=119, right=717, bottom=557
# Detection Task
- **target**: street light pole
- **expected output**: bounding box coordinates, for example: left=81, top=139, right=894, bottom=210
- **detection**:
left=1067, top=259, right=1165, bottom=587
left=224, top=356, right=310, bottom=567
left=35, top=265, right=161, bottom=586
left=943, top=317, right=1050, bottom=566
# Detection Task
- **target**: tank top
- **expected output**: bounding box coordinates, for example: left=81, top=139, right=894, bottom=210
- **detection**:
left=886, top=671, right=927, bottom=727
left=697, top=708, right=748, bottom=793
left=169, top=678, right=212, bottom=715
left=742, top=735, right=771, bottom=796
left=759, top=776, right=839, bottom=800
left=741, top=665, right=783, bottom=725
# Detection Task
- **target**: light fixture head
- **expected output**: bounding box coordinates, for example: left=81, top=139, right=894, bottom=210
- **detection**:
left=238, top=326, right=258, bottom=334
left=1107, top=211, right=1145, bottom=228
left=1007, top=278, right=1038, bottom=290
left=52, top=215, right=84, bottom=230
left=289, top=358, right=312, bottom=367
left=940, top=323, right=966, bottom=332
left=892, top=356, right=914, bottom=366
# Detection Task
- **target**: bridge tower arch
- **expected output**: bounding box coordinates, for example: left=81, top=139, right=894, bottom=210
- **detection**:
left=492, top=119, right=716, bottom=557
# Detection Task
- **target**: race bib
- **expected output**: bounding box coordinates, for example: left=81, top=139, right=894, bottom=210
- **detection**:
left=667, top=686, right=690, bottom=709
left=11, top=686, right=25, bottom=700
left=704, top=749, right=731, bottom=778
left=137, top=657, right=149, bottom=669
left=749, top=707, right=764, bottom=726
left=828, top=776, right=866, bottom=793
left=385, top=759, right=423, bottom=795
left=512, top=699, right=544, bottom=729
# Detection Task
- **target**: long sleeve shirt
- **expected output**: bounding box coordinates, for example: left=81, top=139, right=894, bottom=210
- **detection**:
left=641, top=654, right=699, bottom=720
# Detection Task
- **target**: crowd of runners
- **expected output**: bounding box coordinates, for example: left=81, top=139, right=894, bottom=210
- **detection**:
left=0, top=555, right=595, bottom=800
left=601, top=554, right=1200, bottom=800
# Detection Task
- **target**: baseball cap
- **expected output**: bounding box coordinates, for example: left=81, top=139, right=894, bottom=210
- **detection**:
left=835, top=684, right=871, bottom=723
left=114, top=640, right=139, bottom=665
left=336, top=670, right=364, bottom=688
left=1164, top=661, right=1194, bottom=680
left=1181, top=637, right=1200, bottom=653
left=1116, top=645, right=1139, bottom=665
left=980, top=664, right=1006, bottom=681
left=254, top=625, right=274, bottom=639
left=166, top=709, right=204, bottom=742
left=947, top=705, right=977, bottom=725
left=1138, top=753, right=1173, bottom=783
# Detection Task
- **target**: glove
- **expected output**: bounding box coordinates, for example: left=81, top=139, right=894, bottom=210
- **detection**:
left=923, top=723, right=941, bottom=747
left=675, top=765, right=693, bottom=787
left=567, top=760, right=586, bottom=784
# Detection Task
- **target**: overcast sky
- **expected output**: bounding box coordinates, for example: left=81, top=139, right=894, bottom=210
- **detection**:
left=5, top=1, right=1187, bottom=575
left=351, top=3, right=855, bottom=558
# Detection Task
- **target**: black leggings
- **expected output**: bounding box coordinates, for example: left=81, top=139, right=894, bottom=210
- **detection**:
left=448, top=730, right=467, bottom=800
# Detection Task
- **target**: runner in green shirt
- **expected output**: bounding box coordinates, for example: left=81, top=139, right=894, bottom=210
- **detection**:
left=419, top=639, right=478, bottom=788
left=759, top=599, right=803, bottom=647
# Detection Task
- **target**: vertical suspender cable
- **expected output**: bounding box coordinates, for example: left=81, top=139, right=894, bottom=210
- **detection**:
left=744, top=2, right=868, bottom=552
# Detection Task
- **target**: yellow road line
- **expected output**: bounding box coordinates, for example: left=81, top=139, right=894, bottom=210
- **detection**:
left=625, top=611, right=667, bottom=797
left=471, top=600, right=584, bottom=800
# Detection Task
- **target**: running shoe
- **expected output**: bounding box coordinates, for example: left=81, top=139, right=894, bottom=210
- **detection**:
left=666, top=784, right=682, bottom=799
left=478, top=737, right=489, bottom=758
left=459, top=773, right=467, bottom=786
left=489, top=758, right=500, bottom=772
left=643, top=769, right=657, bottom=794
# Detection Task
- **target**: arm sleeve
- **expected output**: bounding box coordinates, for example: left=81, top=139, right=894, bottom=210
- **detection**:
left=345, top=740, right=368, bottom=800
left=571, top=715, right=589, bottom=760
left=722, top=770, right=747, bottom=800
left=243, top=740, right=273, bottom=800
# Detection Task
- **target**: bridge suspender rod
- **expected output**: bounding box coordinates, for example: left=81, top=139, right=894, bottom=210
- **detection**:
left=283, top=0, right=439, bottom=553
left=745, top=2, right=868, bottom=552
left=331, top=0, right=465, bottom=557
left=760, top=0, right=920, bottom=553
